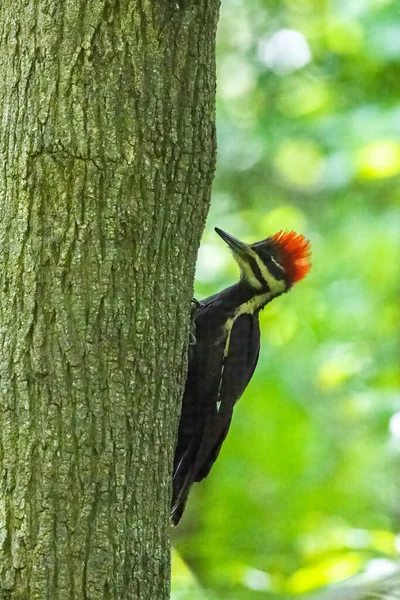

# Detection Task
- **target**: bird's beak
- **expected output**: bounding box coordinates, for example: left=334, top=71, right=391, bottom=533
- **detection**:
left=214, top=227, right=251, bottom=259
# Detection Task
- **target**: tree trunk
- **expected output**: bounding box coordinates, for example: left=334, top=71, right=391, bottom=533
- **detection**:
left=0, top=1, right=219, bottom=598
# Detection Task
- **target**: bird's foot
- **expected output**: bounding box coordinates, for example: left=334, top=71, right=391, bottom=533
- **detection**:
left=189, top=298, right=200, bottom=347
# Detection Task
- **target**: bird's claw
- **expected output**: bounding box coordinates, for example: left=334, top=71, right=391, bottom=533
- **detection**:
left=189, top=298, right=200, bottom=347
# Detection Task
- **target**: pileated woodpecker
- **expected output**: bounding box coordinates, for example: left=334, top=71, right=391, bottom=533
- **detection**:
left=171, top=228, right=311, bottom=525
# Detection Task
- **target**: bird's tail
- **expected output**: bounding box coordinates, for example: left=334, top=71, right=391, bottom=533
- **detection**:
left=171, top=443, right=197, bottom=526
left=171, top=485, right=190, bottom=526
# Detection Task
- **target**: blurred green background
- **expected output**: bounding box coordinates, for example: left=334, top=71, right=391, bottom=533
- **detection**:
left=172, top=0, right=400, bottom=598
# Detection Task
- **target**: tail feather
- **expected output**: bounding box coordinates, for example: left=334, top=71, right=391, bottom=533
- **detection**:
left=171, top=442, right=197, bottom=526
left=171, top=477, right=191, bottom=526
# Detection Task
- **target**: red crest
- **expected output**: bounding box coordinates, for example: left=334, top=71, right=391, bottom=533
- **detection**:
left=271, top=231, right=311, bottom=284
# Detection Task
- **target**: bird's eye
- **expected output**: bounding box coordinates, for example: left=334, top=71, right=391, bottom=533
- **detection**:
left=263, top=253, right=285, bottom=280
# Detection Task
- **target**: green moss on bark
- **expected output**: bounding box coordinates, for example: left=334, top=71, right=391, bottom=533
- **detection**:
left=0, top=1, right=220, bottom=598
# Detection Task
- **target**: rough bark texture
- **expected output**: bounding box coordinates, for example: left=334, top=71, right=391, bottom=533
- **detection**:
left=0, top=1, right=219, bottom=598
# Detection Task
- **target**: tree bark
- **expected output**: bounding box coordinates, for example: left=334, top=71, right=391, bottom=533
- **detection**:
left=0, top=1, right=219, bottom=598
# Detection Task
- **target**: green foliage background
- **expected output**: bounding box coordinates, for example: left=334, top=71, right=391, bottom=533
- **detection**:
left=172, top=0, right=400, bottom=597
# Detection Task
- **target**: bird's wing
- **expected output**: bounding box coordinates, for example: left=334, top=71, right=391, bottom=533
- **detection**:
left=219, top=312, right=261, bottom=416
left=194, top=312, right=260, bottom=482
left=172, top=305, right=260, bottom=523
left=172, top=302, right=225, bottom=523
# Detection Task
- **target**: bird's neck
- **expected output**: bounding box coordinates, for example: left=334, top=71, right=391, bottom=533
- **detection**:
left=220, top=282, right=274, bottom=316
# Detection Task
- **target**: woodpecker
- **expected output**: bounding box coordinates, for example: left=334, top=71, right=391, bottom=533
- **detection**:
left=171, top=228, right=311, bottom=525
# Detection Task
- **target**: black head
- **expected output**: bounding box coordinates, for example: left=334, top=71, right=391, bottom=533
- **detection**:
left=215, top=227, right=311, bottom=293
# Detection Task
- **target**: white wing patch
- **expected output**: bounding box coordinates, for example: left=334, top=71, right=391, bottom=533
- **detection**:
left=215, top=293, right=271, bottom=413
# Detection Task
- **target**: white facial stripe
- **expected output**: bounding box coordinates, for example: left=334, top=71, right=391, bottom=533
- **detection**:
left=270, top=255, right=282, bottom=269
left=252, top=252, right=286, bottom=295
left=233, top=246, right=287, bottom=294
left=234, top=255, right=263, bottom=290
left=239, top=248, right=285, bottom=295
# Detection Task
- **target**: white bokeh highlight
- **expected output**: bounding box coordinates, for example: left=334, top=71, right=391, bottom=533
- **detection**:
left=259, top=29, right=312, bottom=75
left=389, top=412, right=400, bottom=439
left=243, top=568, right=272, bottom=592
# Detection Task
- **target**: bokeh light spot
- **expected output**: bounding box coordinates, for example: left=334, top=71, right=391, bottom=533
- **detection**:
left=389, top=412, right=400, bottom=439
left=357, top=141, right=400, bottom=179
left=274, top=139, right=324, bottom=188
left=259, top=29, right=312, bottom=75
left=326, top=20, right=364, bottom=54
left=261, top=205, right=307, bottom=234
left=243, top=568, right=272, bottom=591
left=218, top=55, right=256, bottom=99
left=196, top=243, right=230, bottom=283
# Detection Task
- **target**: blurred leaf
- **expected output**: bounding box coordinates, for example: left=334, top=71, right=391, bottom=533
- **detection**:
left=286, top=554, right=362, bottom=593
left=173, top=0, right=400, bottom=598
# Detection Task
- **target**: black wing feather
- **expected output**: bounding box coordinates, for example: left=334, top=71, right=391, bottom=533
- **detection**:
left=172, top=306, right=260, bottom=524
left=194, top=313, right=260, bottom=481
